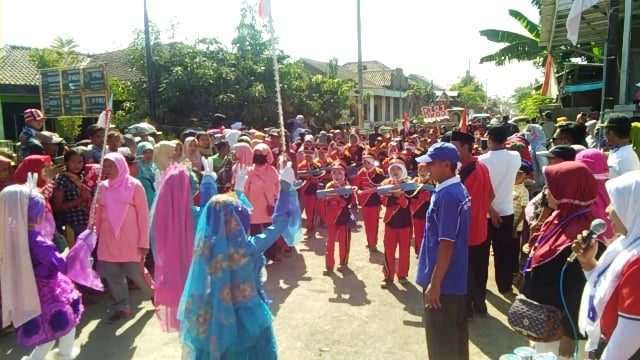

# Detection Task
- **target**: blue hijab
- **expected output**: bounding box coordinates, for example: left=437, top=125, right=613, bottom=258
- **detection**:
left=178, top=193, right=275, bottom=360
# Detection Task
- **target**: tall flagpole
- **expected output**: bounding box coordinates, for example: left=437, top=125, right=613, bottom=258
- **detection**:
left=264, top=1, right=287, bottom=155
left=143, top=0, right=157, bottom=121
left=357, top=0, right=365, bottom=128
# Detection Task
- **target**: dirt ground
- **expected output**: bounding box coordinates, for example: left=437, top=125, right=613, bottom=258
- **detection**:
left=1, top=220, right=527, bottom=359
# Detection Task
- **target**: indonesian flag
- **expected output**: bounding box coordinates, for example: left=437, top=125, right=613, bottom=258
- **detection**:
left=258, top=0, right=271, bottom=20
left=402, top=112, right=411, bottom=134
left=567, top=0, right=601, bottom=45
left=459, top=108, right=468, bottom=133
left=541, top=54, right=559, bottom=99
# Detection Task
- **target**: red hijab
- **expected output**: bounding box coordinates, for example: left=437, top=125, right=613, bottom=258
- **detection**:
left=528, top=161, right=598, bottom=269
left=14, top=155, right=52, bottom=188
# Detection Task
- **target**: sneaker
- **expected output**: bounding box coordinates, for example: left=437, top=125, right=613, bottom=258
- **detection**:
left=323, top=269, right=334, bottom=276
left=108, top=310, right=132, bottom=323
left=398, top=277, right=409, bottom=284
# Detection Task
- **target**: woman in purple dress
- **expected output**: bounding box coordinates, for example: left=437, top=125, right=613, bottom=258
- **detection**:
left=0, top=181, right=83, bottom=360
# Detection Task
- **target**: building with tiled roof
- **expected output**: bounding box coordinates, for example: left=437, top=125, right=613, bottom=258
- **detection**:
left=301, top=58, right=419, bottom=126
left=0, top=45, right=139, bottom=140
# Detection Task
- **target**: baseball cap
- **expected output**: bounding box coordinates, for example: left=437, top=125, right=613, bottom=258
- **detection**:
left=24, top=108, right=44, bottom=122
left=537, top=145, right=577, bottom=161
left=416, top=142, right=459, bottom=164
left=38, top=131, right=64, bottom=144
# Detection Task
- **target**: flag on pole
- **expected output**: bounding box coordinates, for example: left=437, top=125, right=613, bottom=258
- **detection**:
left=541, top=54, right=559, bottom=99
left=259, top=0, right=271, bottom=20
left=402, top=112, right=411, bottom=134
left=459, top=108, right=468, bottom=133
left=566, top=0, right=601, bottom=45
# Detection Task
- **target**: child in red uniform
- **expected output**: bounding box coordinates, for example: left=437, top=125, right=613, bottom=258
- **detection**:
left=354, top=154, right=385, bottom=251
left=409, top=163, right=431, bottom=256
left=381, top=159, right=412, bottom=283
left=297, top=146, right=324, bottom=234
left=322, top=161, right=355, bottom=274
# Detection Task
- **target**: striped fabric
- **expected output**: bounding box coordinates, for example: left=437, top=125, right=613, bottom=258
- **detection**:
left=23, top=108, right=43, bottom=122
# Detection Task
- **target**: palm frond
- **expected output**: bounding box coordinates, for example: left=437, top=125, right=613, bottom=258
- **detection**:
left=530, top=0, right=541, bottom=10
left=509, top=9, right=541, bottom=40
left=479, top=29, right=537, bottom=44
left=479, top=40, right=543, bottom=65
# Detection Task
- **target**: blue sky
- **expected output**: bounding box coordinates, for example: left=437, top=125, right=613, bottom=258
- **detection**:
left=1, top=0, right=543, bottom=97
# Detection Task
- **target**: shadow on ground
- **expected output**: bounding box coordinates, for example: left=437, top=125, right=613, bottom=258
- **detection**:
left=327, top=269, right=371, bottom=306
left=264, top=249, right=310, bottom=316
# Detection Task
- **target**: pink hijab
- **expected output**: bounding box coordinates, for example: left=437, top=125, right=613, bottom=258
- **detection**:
left=151, top=164, right=194, bottom=331
left=232, top=142, right=253, bottom=167
left=101, top=152, right=136, bottom=237
left=576, top=149, right=615, bottom=241
left=254, top=143, right=274, bottom=164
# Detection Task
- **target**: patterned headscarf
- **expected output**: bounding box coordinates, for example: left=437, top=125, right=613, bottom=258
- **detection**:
left=178, top=193, right=270, bottom=359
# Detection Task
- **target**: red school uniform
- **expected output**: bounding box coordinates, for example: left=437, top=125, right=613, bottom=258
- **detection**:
left=297, top=158, right=324, bottom=231
left=321, top=180, right=355, bottom=271
left=354, top=166, right=386, bottom=249
left=380, top=178, right=412, bottom=280
left=409, top=180, right=431, bottom=256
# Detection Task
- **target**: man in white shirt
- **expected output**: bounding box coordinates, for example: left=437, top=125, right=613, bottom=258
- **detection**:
left=479, top=125, right=521, bottom=295
left=605, top=115, right=640, bottom=178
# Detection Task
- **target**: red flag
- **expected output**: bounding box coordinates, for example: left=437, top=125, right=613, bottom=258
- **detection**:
left=459, top=108, right=468, bottom=133
left=258, top=0, right=271, bottom=20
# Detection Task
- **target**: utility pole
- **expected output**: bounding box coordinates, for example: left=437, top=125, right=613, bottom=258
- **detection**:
left=357, top=0, right=365, bottom=128
left=143, top=0, right=157, bottom=122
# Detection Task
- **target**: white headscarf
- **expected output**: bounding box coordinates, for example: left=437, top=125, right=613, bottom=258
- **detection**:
left=388, top=162, right=408, bottom=181
left=579, top=170, right=640, bottom=351
left=0, top=181, right=41, bottom=328
left=225, top=130, right=241, bottom=147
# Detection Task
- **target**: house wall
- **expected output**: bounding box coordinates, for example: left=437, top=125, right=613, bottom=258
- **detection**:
left=0, top=94, right=41, bottom=141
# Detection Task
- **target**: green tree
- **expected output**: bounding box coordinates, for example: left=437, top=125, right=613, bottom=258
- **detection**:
left=405, top=82, right=437, bottom=116
left=28, top=36, right=84, bottom=69
left=450, top=73, right=487, bottom=112
left=122, top=4, right=353, bottom=129
left=517, top=93, right=554, bottom=118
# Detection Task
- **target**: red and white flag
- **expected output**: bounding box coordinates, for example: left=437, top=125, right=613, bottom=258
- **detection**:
left=541, top=54, right=559, bottom=99
left=402, top=112, right=411, bottom=134
left=459, top=108, right=468, bottom=133
left=258, top=0, right=271, bottom=20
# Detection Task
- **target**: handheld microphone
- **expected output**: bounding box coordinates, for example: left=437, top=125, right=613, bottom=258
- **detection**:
left=568, top=219, right=607, bottom=262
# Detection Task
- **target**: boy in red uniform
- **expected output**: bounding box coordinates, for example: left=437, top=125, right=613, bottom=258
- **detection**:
left=354, top=154, right=386, bottom=251
left=410, top=163, right=432, bottom=256
left=322, top=161, right=355, bottom=274
left=297, top=145, right=324, bottom=234
left=381, top=159, right=412, bottom=283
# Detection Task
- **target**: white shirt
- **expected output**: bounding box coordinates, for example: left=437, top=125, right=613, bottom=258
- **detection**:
left=479, top=149, right=521, bottom=216
left=608, top=144, right=640, bottom=179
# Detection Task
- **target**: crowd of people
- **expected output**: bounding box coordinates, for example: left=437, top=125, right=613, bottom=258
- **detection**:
left=0, top=107, right=639, bottom=360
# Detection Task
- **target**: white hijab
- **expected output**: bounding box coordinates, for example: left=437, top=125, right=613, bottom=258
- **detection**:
left=0, top=178, right=42, bottom=328
left=579, top=170, right=640, bottom=351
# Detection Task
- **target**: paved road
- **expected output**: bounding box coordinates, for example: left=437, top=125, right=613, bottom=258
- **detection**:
left=1, top=220, right=527, bottom=359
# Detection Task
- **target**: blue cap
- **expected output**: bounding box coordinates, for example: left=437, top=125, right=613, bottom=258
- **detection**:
left=416, top=142, right=459, bottom=164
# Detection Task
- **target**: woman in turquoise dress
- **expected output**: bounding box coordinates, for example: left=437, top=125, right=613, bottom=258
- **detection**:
left=178, top=162, right=299, bottom=360
left=135, top=142, right=157, bottom=209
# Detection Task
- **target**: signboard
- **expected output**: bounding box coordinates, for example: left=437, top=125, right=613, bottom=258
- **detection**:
left=84, top=95, right=107, bottom=115
left=421, top=104, right=449, bottom=120
left=39, top=64, right=109, bottom=117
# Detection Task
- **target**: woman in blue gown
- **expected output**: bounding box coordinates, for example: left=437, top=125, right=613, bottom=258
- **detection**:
left=178, top=163, right=299, bottom=360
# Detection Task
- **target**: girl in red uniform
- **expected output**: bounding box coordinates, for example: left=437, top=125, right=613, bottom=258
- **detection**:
left=380, top=159, right=412, bottom=283
left=321, top=161, right=355, bottom=274
left=354, top=154, right=385, bottom=251
left=409, top=163, right=432, bottom=256
left=297, top=144, right=324, bottom=234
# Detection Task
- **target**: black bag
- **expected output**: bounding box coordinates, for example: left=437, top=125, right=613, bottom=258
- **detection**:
left=507, top=296, right=564, bottom=342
